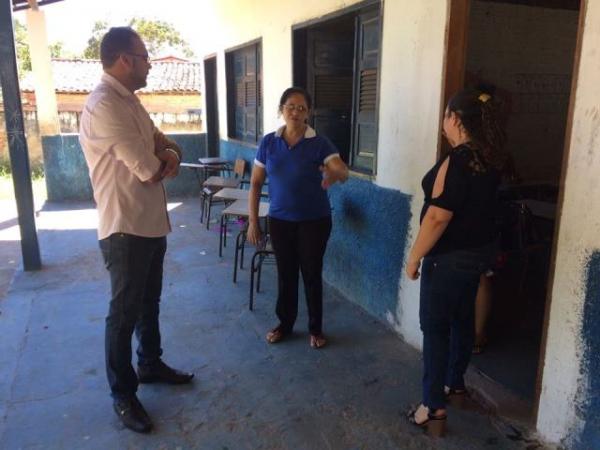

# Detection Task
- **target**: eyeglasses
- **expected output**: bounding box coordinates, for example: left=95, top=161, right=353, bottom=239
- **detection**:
left=125, top=52, right=150, bottom=63
left=282, top=104, right=308, bottom=113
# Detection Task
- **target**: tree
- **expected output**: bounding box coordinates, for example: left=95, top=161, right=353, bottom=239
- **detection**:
left=82, top=18, right=195, bottom=60
left=82, top=20, right=108, bottom=60
left=13, top=20, right=64, bottom=76
left=14, top=21, right=31, bottom=75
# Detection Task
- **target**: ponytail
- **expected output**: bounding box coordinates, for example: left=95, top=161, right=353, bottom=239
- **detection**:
left=448, top=88, right=507, bottom=170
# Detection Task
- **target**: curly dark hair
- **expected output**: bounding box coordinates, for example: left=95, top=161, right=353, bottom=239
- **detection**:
left=447, top=87, right=507, bottom=170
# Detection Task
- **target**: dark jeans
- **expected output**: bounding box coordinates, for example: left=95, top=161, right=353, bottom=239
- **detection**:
left=268, top=215, right=332, bottom=335
left=419, top=245, right=494, bottom=410
left=99, top=233, right=167, bottom=400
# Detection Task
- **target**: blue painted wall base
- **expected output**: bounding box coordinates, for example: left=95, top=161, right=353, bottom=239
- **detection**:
left=324, top=178, right=412, bottom=321
left=217, top=139, right=413, bottom=330
left=219, top=139, right=256, bottom=178
left=577, top=250, right=600, bottom=449
left=42, top=133, right=207, bottom=201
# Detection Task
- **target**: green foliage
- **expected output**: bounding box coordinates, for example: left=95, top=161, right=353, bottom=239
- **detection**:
left=129, top=18, right=194, bottom=58
left=82, top=18, right=195, bottom=60
left=0, top=158, right=44, bottom=179
left=49, top=41, right=64, bottom=58
left=13, top=20, right=64, bottom=76
left=82, top=20, right=108, bottom=60
left=14, top=21, right=31, bottom=75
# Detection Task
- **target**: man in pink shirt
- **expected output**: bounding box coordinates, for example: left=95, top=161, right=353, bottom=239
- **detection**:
left=79, top=27, right=193, bottom=433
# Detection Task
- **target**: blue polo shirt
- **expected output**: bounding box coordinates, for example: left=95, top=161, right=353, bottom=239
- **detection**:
left=254, top=125, right=339, bottom=221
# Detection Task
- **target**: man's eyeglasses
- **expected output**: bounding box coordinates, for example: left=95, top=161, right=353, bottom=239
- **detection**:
left=282, top=104, right=308, bottom=113
left=125, top=52, right=150, bottom=63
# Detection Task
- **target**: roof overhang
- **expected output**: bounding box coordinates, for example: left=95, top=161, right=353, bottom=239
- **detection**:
left=12, top=0, right=65, bottom=12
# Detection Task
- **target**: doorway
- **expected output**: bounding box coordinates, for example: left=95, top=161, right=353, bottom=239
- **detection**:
left=204, top=56, right=219, bottom=157
left=442, top=0, right=583, bottom=416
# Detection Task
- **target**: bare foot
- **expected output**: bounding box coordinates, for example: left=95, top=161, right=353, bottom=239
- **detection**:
left=310, top=334, right=327, bottom=349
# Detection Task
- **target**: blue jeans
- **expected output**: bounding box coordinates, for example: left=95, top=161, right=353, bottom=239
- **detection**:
left=419, top=245, right=493, bottom=409
left=99, top=233, right=166, bottom=400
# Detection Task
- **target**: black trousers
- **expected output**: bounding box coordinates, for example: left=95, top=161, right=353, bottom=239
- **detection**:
left=268, top=216, right=332, bottom=335
left=99, top=233, right=166, bottom=400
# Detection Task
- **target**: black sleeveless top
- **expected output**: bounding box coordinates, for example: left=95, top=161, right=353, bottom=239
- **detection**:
left=420, top=144, right=500, bottom=256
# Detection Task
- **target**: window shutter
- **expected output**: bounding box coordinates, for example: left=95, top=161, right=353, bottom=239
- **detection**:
left=229, top=43, right=262, bottom=143
left=351, top=9, right=380, bottom=174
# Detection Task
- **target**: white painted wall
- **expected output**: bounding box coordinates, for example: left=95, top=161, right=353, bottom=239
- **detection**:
left=195, top=0, right=368, bottom=142
left=377, top=1, right=449, bottom=348
left=536, top=1, right=600, bottom=444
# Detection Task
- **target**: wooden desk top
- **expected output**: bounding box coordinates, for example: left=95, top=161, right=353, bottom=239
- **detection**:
left=199, top=157, right=230, bottom=165
left=222, top=199, right=269, bottom=217
left=203, top=176, right=240, bottom=189
left=520, top=199, right=556, bottom=221
left=214, top=188, right=249, bottom=201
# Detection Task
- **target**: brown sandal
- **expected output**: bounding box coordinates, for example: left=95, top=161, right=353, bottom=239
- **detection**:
left=310, top=334, right=327, bottom=349
left=266, top=326, right=287, bottom=344
left=407, top=404, right=447, bottom=437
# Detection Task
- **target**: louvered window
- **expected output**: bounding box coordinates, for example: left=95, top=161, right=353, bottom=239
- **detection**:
left=226, top=42, right=262, bottom=143
left=350, top=10, right=380, bottom=174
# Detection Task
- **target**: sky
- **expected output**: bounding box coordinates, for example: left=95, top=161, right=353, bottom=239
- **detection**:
left=13, top=0, right=210, bottom=59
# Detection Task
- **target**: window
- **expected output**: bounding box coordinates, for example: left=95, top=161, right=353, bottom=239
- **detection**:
left=293, top=4, right=381, bottom=175
left=350, top=8, right=380, bottom=174
left=226, top=42, right=262, bottom=143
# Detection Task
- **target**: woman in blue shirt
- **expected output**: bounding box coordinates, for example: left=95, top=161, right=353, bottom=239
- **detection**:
left=247, top=87, right=348, bottom=349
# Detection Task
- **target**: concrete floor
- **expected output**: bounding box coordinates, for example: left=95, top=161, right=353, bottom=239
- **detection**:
left=0, top=199, right=545, bottom=449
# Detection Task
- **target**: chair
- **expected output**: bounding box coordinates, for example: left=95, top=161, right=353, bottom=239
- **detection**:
left=180, top=161, right=230, bottom=223
left=249, top=236, right=276, bottom=311
left=202, top=159, right=246, bottom=229
left=498, top=200, right=551, bottom=308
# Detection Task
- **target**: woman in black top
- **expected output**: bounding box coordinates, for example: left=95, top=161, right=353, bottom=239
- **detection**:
left=405, top=88, right=506, bottom=435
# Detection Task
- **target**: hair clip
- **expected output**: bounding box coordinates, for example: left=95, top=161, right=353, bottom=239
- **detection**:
left=478, top=93, right=491, bottom=103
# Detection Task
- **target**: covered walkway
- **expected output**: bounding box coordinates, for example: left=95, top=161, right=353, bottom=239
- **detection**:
left=0, top=198, right=537, bottom=449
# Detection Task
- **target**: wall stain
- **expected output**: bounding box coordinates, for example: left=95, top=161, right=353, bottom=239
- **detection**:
left=324, top=178, right=412, bottom=322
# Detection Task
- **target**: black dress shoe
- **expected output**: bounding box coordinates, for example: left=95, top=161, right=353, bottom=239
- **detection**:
left=113, top=396, right=153, bottom=433
left=137, top=360, right=194, bottom=384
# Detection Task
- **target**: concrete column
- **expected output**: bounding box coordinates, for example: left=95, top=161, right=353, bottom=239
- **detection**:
left=25, top=7, right=60, bottom=136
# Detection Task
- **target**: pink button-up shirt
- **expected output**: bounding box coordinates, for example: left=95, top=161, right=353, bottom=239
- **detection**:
left=79, top=73, right=171, bottom=240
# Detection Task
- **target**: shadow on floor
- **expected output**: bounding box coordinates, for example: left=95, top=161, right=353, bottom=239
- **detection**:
left=0, top=199, right=540, bottom=449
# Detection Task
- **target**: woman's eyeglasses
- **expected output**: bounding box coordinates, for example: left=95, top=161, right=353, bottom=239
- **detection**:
left=282, top=104, right=308, bottom=113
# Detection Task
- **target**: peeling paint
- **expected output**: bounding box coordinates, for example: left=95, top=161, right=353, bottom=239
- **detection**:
left=41, top=133, right=207, bottom=201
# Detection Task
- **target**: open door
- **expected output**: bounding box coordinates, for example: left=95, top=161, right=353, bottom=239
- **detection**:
left=442, top=0, right=583, bottom=422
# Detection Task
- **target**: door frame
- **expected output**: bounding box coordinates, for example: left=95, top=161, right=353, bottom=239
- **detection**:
left=440, top=0, right=587, bottom=422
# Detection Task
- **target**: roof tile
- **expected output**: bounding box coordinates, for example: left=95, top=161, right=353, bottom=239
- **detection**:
left=20, top=59, right=201, bottom=94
